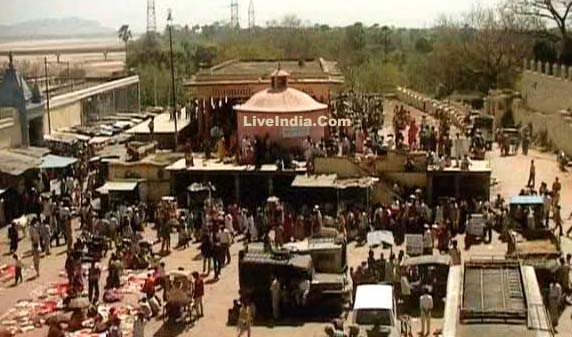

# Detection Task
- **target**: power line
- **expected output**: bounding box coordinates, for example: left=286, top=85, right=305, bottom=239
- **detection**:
left=231, top=0, right=240, bottom=29
left=248, top=0, right=255, bottom=29
left=147, top=0, right=157, bottom=33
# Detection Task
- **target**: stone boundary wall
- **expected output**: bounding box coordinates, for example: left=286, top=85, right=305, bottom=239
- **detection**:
left=513, top=98, right=572, bottom=155
left=515, top=59, right=572, bottom=155
left=521, top=59, right=572, bottom=113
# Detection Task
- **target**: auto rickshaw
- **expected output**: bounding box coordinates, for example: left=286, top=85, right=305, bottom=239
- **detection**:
left=400, top=255, right=451, bottom=301
left=473, top=114, right=495, bottom=150
left=505, top=195, right=560, bottom=289
left=507, top=195, right=545, bottom=231
left=163, top=270, right=194, bottom=322
left=500, top=128, right=521, bottom=156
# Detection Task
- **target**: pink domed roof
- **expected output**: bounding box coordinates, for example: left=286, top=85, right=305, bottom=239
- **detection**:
left=235, top=87, right=327, bottom=113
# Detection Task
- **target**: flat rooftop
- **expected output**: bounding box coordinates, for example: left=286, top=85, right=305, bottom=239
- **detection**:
left=166, top=157, right=306, bottom=174
left=186, top=58, right=344, bottom=85
left=444, top=261, right=553, bottom=337
left=126, top=111, right=192, bottom=135
left=461, top=263, right=526, bottom=320
left=428, top=159, right=492, bottom=173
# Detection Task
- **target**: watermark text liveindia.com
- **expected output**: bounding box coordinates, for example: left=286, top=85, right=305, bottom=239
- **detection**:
left=242, top=115, right=352, bottom=128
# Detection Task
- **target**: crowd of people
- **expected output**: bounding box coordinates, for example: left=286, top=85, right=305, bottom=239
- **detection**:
left=2, top=94, right=572, bottom=337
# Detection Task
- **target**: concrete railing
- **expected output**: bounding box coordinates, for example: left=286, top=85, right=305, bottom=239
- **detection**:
left=523, top=58, right=572, bottom=81
left=396, top=87, right=467, bottom=129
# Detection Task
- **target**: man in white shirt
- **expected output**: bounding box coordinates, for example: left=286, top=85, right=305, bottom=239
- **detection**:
left=400, top=272, right=412, bottom=307
left=218, top=227, right=232, bottom=265
left=548, top=281, right=562, bottom=328
left=419, top=288, right=434, bottom=336
left=270, top=277, right=281, bottom=320
left=423, top=225, right=433, bottom=255
left=448, top=240, right=461, bottom=265
left=544, top=193, right=552, bottom=227
left=224, top=213, right=234, bottom=234
left=133, top=311, right=146, bottom=337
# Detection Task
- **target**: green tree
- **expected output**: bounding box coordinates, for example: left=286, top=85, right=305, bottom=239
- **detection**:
left=118, top=24, right=132, bottom=61
left=414, top=37, right=433, bottom=53
left=345, top=22, right=367, bottom=50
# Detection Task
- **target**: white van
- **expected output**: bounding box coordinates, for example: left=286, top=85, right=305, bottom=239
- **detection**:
left=349, top=284, right=400, bottom=337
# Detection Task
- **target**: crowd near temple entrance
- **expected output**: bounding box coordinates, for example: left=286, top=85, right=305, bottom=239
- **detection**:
left=4, top=1, right=572, bottom=337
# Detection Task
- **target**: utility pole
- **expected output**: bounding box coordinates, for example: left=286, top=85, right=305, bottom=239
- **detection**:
left=248, top=0, right=255, bottom=29
left=168, top=9, right=178, bottom=150
left=44, top=57, right=51, bottom=134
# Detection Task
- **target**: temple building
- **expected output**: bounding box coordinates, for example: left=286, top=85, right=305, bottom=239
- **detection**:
left=235, top=69, right=329, bottom=149
left=184, top=58, right=343, bottom=143
left=0, top=53, right=45, bottom=148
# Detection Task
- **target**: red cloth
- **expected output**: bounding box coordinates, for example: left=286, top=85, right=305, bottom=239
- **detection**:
left=142, top=277, right=155, bottom=295
left=408, top=122, right=418, bottom=147
left=49, top=282, right=69, bottom=296
left=283, top=213, right=293, bottom=240
left=39, top=300, right=58, bottom=315
left=0, top=265, right=15, bottom=279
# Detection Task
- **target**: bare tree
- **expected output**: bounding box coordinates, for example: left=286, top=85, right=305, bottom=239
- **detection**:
left=510, top=0, right=572, bottom=63
left=427, top=4, right=537, bottom=94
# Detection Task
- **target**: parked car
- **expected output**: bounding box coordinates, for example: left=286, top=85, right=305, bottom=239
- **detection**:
left=348, top=284, right=400, bottom=337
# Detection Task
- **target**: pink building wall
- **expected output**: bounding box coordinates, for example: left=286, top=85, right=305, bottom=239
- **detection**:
left=236, top=109, right=328, bottom=149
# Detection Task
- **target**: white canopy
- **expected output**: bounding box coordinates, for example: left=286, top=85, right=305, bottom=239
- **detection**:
left=291, top=174, right=378, bottom=189
left=96, top=181, right=139, bottom=194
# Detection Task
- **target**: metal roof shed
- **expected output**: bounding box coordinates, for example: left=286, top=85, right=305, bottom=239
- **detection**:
left=40, top=154, right=78, bottom=170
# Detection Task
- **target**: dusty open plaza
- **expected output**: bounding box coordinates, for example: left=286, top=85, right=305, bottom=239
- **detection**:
left=3, top=1, right=572, bottom=337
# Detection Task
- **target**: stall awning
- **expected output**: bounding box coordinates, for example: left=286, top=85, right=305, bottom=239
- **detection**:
left=510, top=195, right=543, bottom=205
left=96, top=181, right=139, bottom=195
left=40, top=155, right=78, bottom=169
left=187, top=183, right=215, bottom=193
left=335, top=177, right=379, bottom=189
left=0, top=150, right=41, bottom=176
left=291, top=174, right=338, bottom=188
left=291, top=174, right=378, bottom=189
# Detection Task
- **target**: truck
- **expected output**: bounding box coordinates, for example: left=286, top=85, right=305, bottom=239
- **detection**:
left=237, top=249, right=313, bottom=318
left=443, top=259, right=554, bottom=337
left=283, top=237, right=351, bottom=311
left=237, top=236, right=351, bottom=318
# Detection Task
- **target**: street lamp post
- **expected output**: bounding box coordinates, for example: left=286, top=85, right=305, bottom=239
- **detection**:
left=44, top=57, right=52, bottom=134
left=168, top=9, right=178, bottom=150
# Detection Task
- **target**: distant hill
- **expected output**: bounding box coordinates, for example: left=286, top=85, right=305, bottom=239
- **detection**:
left=0, top=18, right=116, bottom=40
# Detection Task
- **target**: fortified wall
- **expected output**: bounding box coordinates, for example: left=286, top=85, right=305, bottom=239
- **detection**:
left=507, top=59, right=572, bottom=155
left=521, top=59, right=572, bottom=113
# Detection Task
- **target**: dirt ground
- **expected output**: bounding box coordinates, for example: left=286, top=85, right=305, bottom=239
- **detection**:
left=1, top=100, right=572, bottom=337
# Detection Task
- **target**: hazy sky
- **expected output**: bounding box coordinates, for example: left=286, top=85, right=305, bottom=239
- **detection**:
left=2, top=0, right=499, bottom=32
